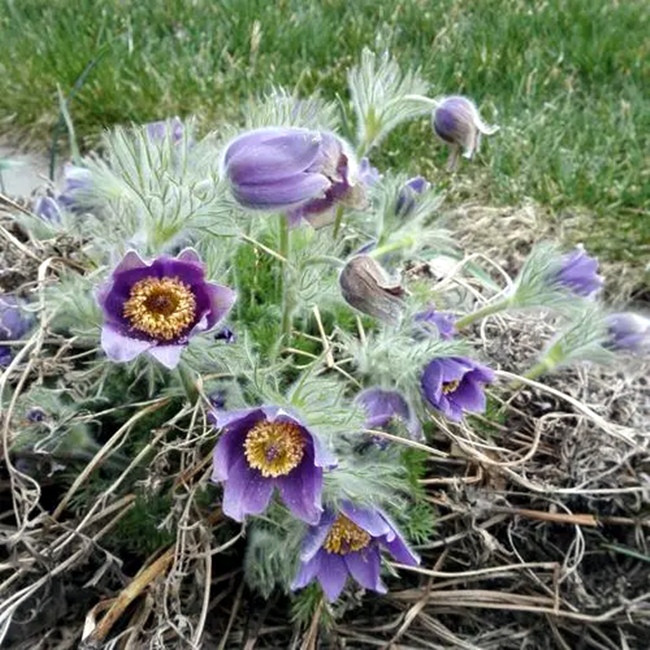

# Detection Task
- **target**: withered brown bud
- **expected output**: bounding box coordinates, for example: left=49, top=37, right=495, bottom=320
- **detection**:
left=339, top=255, right=406, bottom=324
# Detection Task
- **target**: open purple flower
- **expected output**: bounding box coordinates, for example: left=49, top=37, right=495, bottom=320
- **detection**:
left=0, top=295, right=32, bottom=366
left=605, top=312, right=650, bottom=353
left=291, top=502, right=419, bottom=602
left=432, top=96, right=498, bottom=171
left=145, top=116, right=184, bottom=144
left=415, top=307, right=457, bottom=340
left=395, top=176, right=430, bottom=218
left=222, top=127, right=364, bottom=227
left=422, top=356, right=494, bottom=421
left=554, top=245, right=603, bottom=298
left=98, top=249, right=236, bottom=369
left=355, top=388, right=421, bottom=442
left=211, top=406, right=336, bottom=524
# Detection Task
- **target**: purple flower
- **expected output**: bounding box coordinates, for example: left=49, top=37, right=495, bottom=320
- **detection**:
left=33, top=196, right=62, bottom=223
left=222, top=127, right=364, bottom=227
left=604, top=312, right=650, bottom=353
left=395, top=176, right=430, bottom=218
left=57, top=163, right=93, bottom=212
left=211, top=406, right=337, bottom=524
left=415, top=307, right=457, bottom=340
left=0, top=295, right=32, bottom=367
left=355, top=388, right=421, bottom=442
left=145, top=116, right=184, bottom=144
left=432, top=96, right=498, bottom=170
left=291, top=502, right=419, bottom=602
left=422, top=356, right=494, bottom=421
left=554, top=245, right=603, bottom=298
left=98, top=249, right=236, bottom=369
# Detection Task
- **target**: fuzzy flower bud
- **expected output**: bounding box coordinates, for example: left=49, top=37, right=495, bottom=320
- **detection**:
left=0, top=295, right=32, bottom=366
left=33, top=196, right=62, bottom=223
left=339, top=255, right=405, bottom=324
left=555, top=245, right=603, bottom=298
left=432, top=96, right=498, bottom=170
left=395, top=176, right=430, bottom=218
left=222, top=127, right=365, bottom=227
left=604, top=312, right=650, bottom=353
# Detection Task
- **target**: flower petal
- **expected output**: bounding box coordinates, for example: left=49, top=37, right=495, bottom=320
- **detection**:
left=233, top=173, right=330, bottom=210
left=211, top=410, right=265, bottom=481
left=101, top=325, right=153, bottom=363
left=344, top=547, right=385, bottom=594
left=300, top=511, right=337, bottom=562
left=449, top=377, right=486, bottom=413
left=340, top=502, right=392, bottom=538
left=278, top=447, right=323, bottom=524
left=291, top=552, right=322, bottom=591
left=147, top=344, right=184, bottom=369
left=203, top=283, right=237, bottom=330
left=317, top=552, right=349, bottom=602
left=221, top=455, right=274, bottom=522
left=378, top=512, right=420, bottom=566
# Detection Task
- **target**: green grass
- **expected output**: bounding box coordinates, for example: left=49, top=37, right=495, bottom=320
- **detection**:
left=0, top=0, right=648, bottom=266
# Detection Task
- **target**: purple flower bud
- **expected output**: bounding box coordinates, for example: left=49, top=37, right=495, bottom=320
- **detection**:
left=339, top=255, right=405, bottom=324
left=422, top=356, right=494, bottom=421
left=604, top=312, right=650, bottom=353
left=211, top=406, right=337, bottom=523
left=414, top=308, right=457, bottom=340
left=98, top=249, right=236, bottom=369
left=33, top=196, right=62, bottom=223
left=208, top=390, right=228, bottom=410
left=355, top=388, right=421, bottom=444
left=359, top=157, right=380, bottom=187
left=291, top=503, right=419, bottom=602
left=395, top=176, right=430, bottom=218
left=26, top=407, right=46, bottom=423
left=0, top=295, right=32, bottom=367
left=57, top=163, right=93, bottom=212
left=214, top=327, right=236, bottom=344
left=432, top=96, right=498, bottom=170
left=222, top=128, right=364, bottom=227
left=145, top=116, right=184, bottom=144
left=555, top=245, right=603, bottom=298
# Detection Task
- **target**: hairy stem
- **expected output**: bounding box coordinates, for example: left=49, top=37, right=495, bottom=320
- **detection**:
left=279, top=213, right=294, bottom=340
left=455, top=298, right=512, bottom=330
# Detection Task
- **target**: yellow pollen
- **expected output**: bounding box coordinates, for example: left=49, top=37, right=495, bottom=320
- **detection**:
left=123, top=276, right=196, bottom=340
left=442, top=379, right=460, bottom=394
left=243, top=421, right=305, bottom=478
left=323, top=515, right=371, bottom=555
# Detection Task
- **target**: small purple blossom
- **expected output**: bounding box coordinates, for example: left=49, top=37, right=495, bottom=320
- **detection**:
left=291, top=502, right=419, bottom=602
left=415, top=308, right=457, bottom=340
left=432, top=96, right=498, bottom=170
left=395, top=176, right=430, bottom=218
left=422, top=356, right=494, bottom=421
left=604, top=312, right=650, bottom=353
left=554, top=245, right=603, bottom=298
left=0, top=295, right=32, bottom=367
left=222, top=127, right=365, bottom=227
left=214, top=327, right=236, bottom=344
left=98, top=249, right=236, bottom=369
left=211, top=406, right=337, bottom=524
left=145, top=116, right=184, bottom=144
left=33, top=196, right=62, bottom=223
left=26, top=407, right=46, bottom=423
left=355, top=388, right=421, bottom=442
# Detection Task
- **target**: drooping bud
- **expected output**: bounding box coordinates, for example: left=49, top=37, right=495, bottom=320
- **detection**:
left=339, top=255, right=405, bottom=324
left=432, top=96, right=498, bottom=171
left=554, top=245, right=603, bottom=298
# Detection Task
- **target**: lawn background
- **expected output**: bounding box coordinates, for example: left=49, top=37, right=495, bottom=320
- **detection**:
left=0, top=0, right=648, bottom=267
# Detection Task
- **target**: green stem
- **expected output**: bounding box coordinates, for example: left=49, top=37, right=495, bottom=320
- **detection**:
left=177, top=363, right=199, bottom=404
left=279, top=213, right=293, bottom=340
left=455, top=298, right=512, bottom=330
left=368, top=236, right=415, bottom=259
left=332, top=205, right=345, bottom=240
left=523, top=360, right=554, bottom=382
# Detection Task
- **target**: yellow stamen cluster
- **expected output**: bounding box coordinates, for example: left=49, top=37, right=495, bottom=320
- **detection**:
left=123, top=276, right=196, bottom=340
left=243, top=421, right=305, bottom=478
left=442, top=379, right=460, bottom=394
left=323, top=515, right=371, bottom=555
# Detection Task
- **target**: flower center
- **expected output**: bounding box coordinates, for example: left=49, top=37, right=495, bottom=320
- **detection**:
left=243, top=421, right=305, bottom=478
left=323, top=515, right=371, bottom=555
left=123, top=276, right=196, bottom=341
left=442, top=380, right=460, bottom=394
